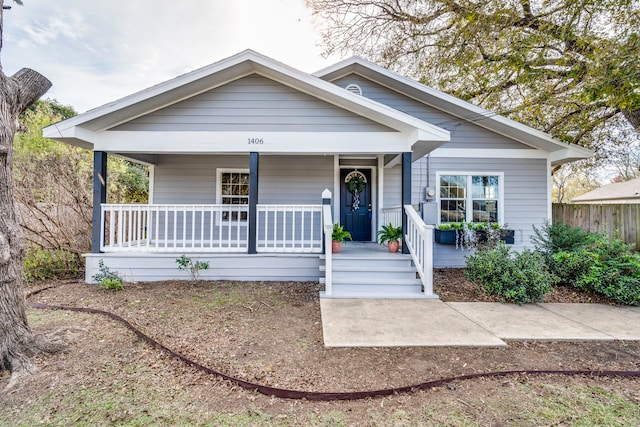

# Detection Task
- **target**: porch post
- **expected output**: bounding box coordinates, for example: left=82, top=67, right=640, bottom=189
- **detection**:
left=401, top=152, right=411, bottom=254
left=91, top=151, right=107, bottom=253
left=248, top=152, right=259, bottom=254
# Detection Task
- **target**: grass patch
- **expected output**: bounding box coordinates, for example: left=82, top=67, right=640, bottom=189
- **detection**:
left=523, top=384, right=639, bottom=426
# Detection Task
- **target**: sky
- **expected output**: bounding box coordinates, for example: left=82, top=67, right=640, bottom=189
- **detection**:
left=1, top=0, right=338, bottom=113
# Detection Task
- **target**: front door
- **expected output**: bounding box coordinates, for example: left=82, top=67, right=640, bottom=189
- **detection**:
left=340, top=169, right=372, bottom=241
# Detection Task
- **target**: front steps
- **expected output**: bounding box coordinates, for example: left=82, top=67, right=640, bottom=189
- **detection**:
left=319, top=244, right=437, bottom=299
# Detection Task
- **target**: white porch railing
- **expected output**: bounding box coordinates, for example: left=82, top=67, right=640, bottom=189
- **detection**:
left=256, top=205, right=323, bottom=253
left=381, top=206, right=402, bottom=228
left=101, top=204, right=325, bottom=253
left=101, top=204, right=249, bottom=252
left=403, top=205, right=434, bottom=296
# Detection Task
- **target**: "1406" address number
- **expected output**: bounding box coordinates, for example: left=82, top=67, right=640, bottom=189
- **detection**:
left=248, top=138, right=264, bottom=144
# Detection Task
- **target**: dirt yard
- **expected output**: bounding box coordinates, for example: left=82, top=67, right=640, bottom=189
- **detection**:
left=1, top=269, right=639, bottom=426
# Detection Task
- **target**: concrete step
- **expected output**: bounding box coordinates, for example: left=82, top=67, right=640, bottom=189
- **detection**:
left=322, top=257, right=414, bottom=269
left=320, top=265, right=418, bottom=280
left=320, top=277, right=423, bottom=295
left=320, top=290, right=437, bottom=299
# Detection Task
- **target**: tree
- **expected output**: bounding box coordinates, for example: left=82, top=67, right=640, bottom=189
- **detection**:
left=551, top=161, right=602, bottom=203
left=308, top=0, right=640, bottom=152
left=13, top=100, right=92, bottom=262
left=0, top=0, right=64, bottom=389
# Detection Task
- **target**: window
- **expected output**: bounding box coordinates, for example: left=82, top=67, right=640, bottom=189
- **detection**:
left=217, top=169, right=249, bottom=221
left=438, top=173, right=502, bottom=224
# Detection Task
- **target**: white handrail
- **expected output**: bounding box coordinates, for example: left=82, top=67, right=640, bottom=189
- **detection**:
left=323, top=204, right=333, bottom=296
left=403, top=205, right=434, bottom=296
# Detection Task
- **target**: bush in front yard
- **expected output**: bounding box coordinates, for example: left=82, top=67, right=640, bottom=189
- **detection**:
left=552, top=237, right=640, bottom=306
left=533, top=222, right=640, bottom=306
left=465, top=245, right=557, bottom=305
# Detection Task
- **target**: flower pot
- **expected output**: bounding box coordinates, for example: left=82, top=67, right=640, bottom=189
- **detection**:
left=435, top=229, right=457, bottom=245
left=500, top=229, right=515, bottom=244
left=332, top=240, right=342, bottom=253
left=387, top=240, right=400, bottom=253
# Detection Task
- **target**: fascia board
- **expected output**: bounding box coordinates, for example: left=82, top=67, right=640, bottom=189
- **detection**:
left=550, top=146, right=594, bottom=166
left=91, top=130, right=415, bottom=154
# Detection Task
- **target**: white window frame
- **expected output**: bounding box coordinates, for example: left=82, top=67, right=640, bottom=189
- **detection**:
left=436, top=171, right=504, bottom=225
left=216, top=168, right=250, bottom=225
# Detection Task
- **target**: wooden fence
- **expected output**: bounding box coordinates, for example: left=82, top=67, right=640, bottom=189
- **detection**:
left=552, top=203, right=640, bottom=250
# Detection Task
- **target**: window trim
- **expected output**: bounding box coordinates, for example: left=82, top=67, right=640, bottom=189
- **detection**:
left=216, top=168, right=250, bottom=225
left=436, top=171, right=504, bottom=225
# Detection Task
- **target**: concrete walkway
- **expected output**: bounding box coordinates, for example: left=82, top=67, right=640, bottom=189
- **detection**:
left=319, top=299, right=640, bottom=347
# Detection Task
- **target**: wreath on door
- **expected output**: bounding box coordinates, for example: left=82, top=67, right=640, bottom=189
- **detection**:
left=345, top=171, right=367, bottom=211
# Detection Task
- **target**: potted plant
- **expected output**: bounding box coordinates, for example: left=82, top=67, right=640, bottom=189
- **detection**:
left=435, top=222, right=464, bottom=245
left=377, top=223, right=403, bottom=253
left=475, top=222, right=515, bottom=245
left=331, top=223, right=352, bottom=253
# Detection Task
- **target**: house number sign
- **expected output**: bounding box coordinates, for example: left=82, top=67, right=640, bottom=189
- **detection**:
left=248, top=138, right=264, bottom=144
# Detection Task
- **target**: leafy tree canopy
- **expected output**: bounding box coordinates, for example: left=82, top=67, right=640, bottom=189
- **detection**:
left=308, top=0, right=640, bottom=155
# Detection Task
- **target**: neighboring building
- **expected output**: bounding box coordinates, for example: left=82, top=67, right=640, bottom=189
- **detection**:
left=571, top=177, right=640, bottom=204
left=43, top=50, right=591, bottom=298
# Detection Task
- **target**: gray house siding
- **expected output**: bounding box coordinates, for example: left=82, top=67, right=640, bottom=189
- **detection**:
left=112, top=74, right=393, bottom=133
left=260, top=155, right=334, bottom=204
left=153, top=154, right=246, bottom=204
left=423, top=157, right=549, bottom=267
left=152, top=154, right=332, bottom=205
left=150, top=154, right=332, bottom=248
left=332, top=75, right=528, bottom=150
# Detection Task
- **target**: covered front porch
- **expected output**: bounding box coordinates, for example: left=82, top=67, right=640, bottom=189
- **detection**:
left=90, top=193, right=435, bottom=298
left=84, top=137, right=438, bottom=298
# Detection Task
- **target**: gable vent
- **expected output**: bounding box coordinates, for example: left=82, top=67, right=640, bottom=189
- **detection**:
left=345, top=84, right=363, bottom=96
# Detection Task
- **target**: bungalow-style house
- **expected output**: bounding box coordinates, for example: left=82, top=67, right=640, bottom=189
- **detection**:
left=571, top=177, right=640, bottom=204
left=43, top=50, right=591, bottom=298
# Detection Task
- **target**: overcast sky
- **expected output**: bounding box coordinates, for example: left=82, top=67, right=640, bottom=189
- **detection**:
left=1, top=0, right=337, bottom=113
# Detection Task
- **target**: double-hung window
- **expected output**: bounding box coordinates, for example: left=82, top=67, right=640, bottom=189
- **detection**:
left=217, top=169, right=249, bottom=221
left=438, top=173, right=503, bottom=224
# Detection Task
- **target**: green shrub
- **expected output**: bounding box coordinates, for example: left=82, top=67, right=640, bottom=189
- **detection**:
left=551, top=235, right=640, bottom=306
left=24, top=248, right=83, bottom=283
left=532, top=221, right=594, bottom=257
left=465, top=245, right=557, bottom=305
left=92, top=260, right=124, bottom=291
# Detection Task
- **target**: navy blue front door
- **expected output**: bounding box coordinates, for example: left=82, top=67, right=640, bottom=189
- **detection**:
left=340, top=169, right=372, bottom=241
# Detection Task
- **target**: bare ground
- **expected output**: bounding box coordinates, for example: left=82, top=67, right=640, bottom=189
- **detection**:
left=1, top=269, right=639, bottom=426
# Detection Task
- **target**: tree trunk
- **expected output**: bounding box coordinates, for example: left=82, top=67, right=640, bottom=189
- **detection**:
left=0, top=67, right=63, bottom=389
left=623, top=109, right=640, bottom=132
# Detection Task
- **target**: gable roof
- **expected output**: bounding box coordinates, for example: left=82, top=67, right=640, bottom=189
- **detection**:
left=43, top=49, right=449, bottom=157
left=314, top=57, right=593, bottom=166
left=571, top=177, right=640, bottom=203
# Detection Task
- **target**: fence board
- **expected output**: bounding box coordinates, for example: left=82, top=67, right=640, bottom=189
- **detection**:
left=552, top=203, right=640, bottom=250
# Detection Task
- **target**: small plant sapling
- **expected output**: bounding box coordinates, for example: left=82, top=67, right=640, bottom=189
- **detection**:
left=176, top=255, right=210, bottom=282
left=92, top=260, right=124, bottom=291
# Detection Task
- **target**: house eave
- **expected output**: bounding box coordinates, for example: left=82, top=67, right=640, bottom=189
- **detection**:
left=43, top=50, right=450, bottom=152
left=315, top=58, right=593, bottom=162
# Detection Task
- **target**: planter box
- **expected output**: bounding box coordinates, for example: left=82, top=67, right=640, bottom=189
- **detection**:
left=435, top=229, right=457, bottom=245
left=476, top=229, right=515, bottom=244
left=501, top=229, right=515, bottom=245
